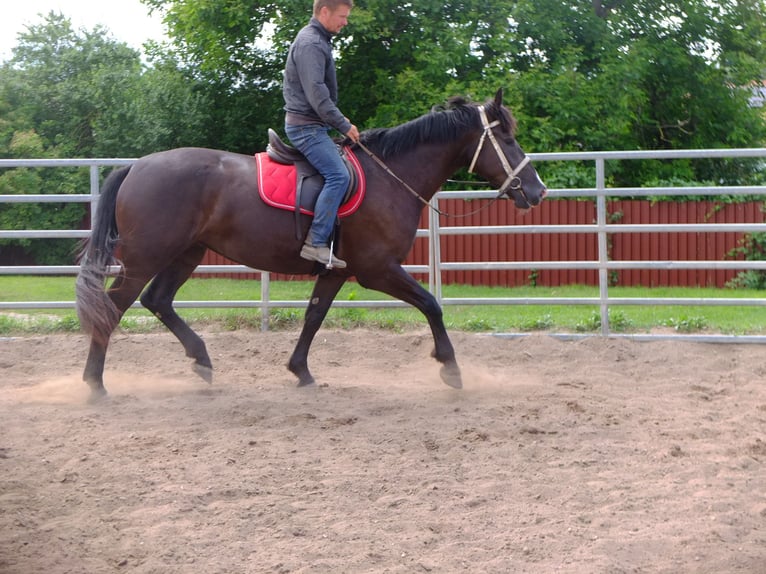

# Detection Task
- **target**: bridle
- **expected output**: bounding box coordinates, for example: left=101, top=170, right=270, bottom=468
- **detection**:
left=355, top=104, right=532, bottom=217
left=468, top=105, right=530, bottom=200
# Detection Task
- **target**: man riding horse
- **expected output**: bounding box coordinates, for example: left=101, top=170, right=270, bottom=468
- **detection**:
left=283, top=0, right=360, bottom=269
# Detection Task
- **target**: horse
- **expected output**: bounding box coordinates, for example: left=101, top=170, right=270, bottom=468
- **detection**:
left=75, top=88, right=547, bottom=401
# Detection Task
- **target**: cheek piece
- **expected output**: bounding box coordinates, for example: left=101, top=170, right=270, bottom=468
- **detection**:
left=468, top=106, right=531, bottom=202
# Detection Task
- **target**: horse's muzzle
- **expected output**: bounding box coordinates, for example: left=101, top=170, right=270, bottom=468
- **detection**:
left=507, top=185, right=547, bottom=210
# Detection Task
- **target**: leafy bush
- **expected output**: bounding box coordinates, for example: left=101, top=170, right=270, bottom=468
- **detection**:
left=520, top=313, right=554, bottom=332
left=726, top=232, right=766, bottom=290
left=575, top=309, right=633, bottom=332
left=663, top=316, right=708, bottom=333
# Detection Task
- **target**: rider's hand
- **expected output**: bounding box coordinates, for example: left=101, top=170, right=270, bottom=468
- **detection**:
left=346, top=124, right=360, bottom=143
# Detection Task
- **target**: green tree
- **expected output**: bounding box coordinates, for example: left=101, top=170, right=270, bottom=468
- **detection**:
left=1, top=13, right=142, bottom=157
left=0, top=129, right=86, bottom=265
left=143, top=0, right=289, bottom=151
left=1, top=12, right=212, bottom=158
left=143, top=1, right=766, bottom=152
left=143, top=0, right=531, bottom=147
left=0, top=12, right=211, bottom=264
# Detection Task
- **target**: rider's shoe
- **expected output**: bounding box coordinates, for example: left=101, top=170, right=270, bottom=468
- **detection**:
left=300, top=243, right=347, bottom=269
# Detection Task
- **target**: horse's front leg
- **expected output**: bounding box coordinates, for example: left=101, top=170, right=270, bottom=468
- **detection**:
left=357, top=264, right=462, bottom=389
left=288, top=273, right=347, bottom=386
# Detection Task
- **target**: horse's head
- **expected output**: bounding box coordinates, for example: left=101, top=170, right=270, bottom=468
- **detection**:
left=466, top=89, right=547, bottom=210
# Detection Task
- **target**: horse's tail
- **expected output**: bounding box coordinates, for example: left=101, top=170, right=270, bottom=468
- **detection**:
left=75, top=166, right=131, bottom=343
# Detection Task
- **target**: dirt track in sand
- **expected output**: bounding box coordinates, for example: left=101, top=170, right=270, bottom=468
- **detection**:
left=1, top=328, right=765, bottom=573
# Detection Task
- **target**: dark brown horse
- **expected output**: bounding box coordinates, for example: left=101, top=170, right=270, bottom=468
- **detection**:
left=76, top=89, right=546, bottom=401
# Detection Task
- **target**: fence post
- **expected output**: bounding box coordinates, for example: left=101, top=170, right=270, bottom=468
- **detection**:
left=89, top=164, right=100, bottom=225
left=428, top=196, right=442, bottom=303
left=596, top=158, right=610, bottom=336
left=260, top=272, right=270, bottom=332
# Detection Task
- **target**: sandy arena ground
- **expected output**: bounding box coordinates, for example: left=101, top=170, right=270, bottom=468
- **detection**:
left=1, top=327, right=765, bottom=573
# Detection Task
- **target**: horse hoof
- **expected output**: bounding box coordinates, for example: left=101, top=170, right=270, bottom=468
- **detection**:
left=87, top=387, right=109, bottom=404
left=297, top=375, right=317, bottom=388
left=440, top=363, right=463, bottom=389
left=288, top=359, right=315, bottom=388
left=192, top=362, right=213, bottom=384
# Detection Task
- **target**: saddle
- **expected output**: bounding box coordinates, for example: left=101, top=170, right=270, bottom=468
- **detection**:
left=267, top=128, right=359, bottom=203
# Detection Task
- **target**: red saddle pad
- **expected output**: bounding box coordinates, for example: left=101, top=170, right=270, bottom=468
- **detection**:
left=255, top=147, right=366, bottom=217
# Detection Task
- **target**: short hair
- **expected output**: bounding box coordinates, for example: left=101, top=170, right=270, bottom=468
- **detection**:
left=313, top=0, right=353, bottom=16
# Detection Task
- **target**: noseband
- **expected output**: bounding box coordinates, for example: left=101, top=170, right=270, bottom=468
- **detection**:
left=468, top=106, right=530, bottom=199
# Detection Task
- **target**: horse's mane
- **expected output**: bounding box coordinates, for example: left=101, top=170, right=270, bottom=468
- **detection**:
left=359, top=95, right=517, bottom=160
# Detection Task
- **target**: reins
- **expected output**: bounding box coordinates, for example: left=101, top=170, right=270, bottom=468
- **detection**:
left=355, top=140, right=502, bottom=219
left=355, top=105, right=530, bottom=219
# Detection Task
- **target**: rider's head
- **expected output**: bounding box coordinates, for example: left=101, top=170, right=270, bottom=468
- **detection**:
left=314, top=0, right=353, bottom=34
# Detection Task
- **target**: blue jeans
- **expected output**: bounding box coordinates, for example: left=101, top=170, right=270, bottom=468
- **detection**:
left=284, top=124, right=350, bottom=246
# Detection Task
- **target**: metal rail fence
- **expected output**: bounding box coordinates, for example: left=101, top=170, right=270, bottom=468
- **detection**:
left=2, top=149, right=766, bottom=340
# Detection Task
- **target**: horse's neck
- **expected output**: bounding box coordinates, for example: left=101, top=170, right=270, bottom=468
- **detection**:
left=384, top=139, right=469, bottom=202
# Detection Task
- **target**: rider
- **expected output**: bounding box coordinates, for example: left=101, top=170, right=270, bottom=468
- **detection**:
left=283, top=0, right=360, bottom=269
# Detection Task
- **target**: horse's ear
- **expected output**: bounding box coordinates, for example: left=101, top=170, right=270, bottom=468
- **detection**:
left=494, top=88, right=504, bottom=107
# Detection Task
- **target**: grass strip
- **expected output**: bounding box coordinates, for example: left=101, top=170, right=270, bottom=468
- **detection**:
left=0, top=276, right=764, bottom=335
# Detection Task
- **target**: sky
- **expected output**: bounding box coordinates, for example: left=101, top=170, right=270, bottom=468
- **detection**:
left=0, top=0, right=166, bottom=61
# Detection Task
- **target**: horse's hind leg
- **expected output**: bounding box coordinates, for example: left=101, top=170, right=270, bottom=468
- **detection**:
left=357, top=264, right=462, bottom=389
left=288, top=273, right=347, bottom=386
left=139, top=245, right=213, bottom=382
left=83, top=338, right=110, bottom=401
left=82, top=273, right=148, bottom=401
